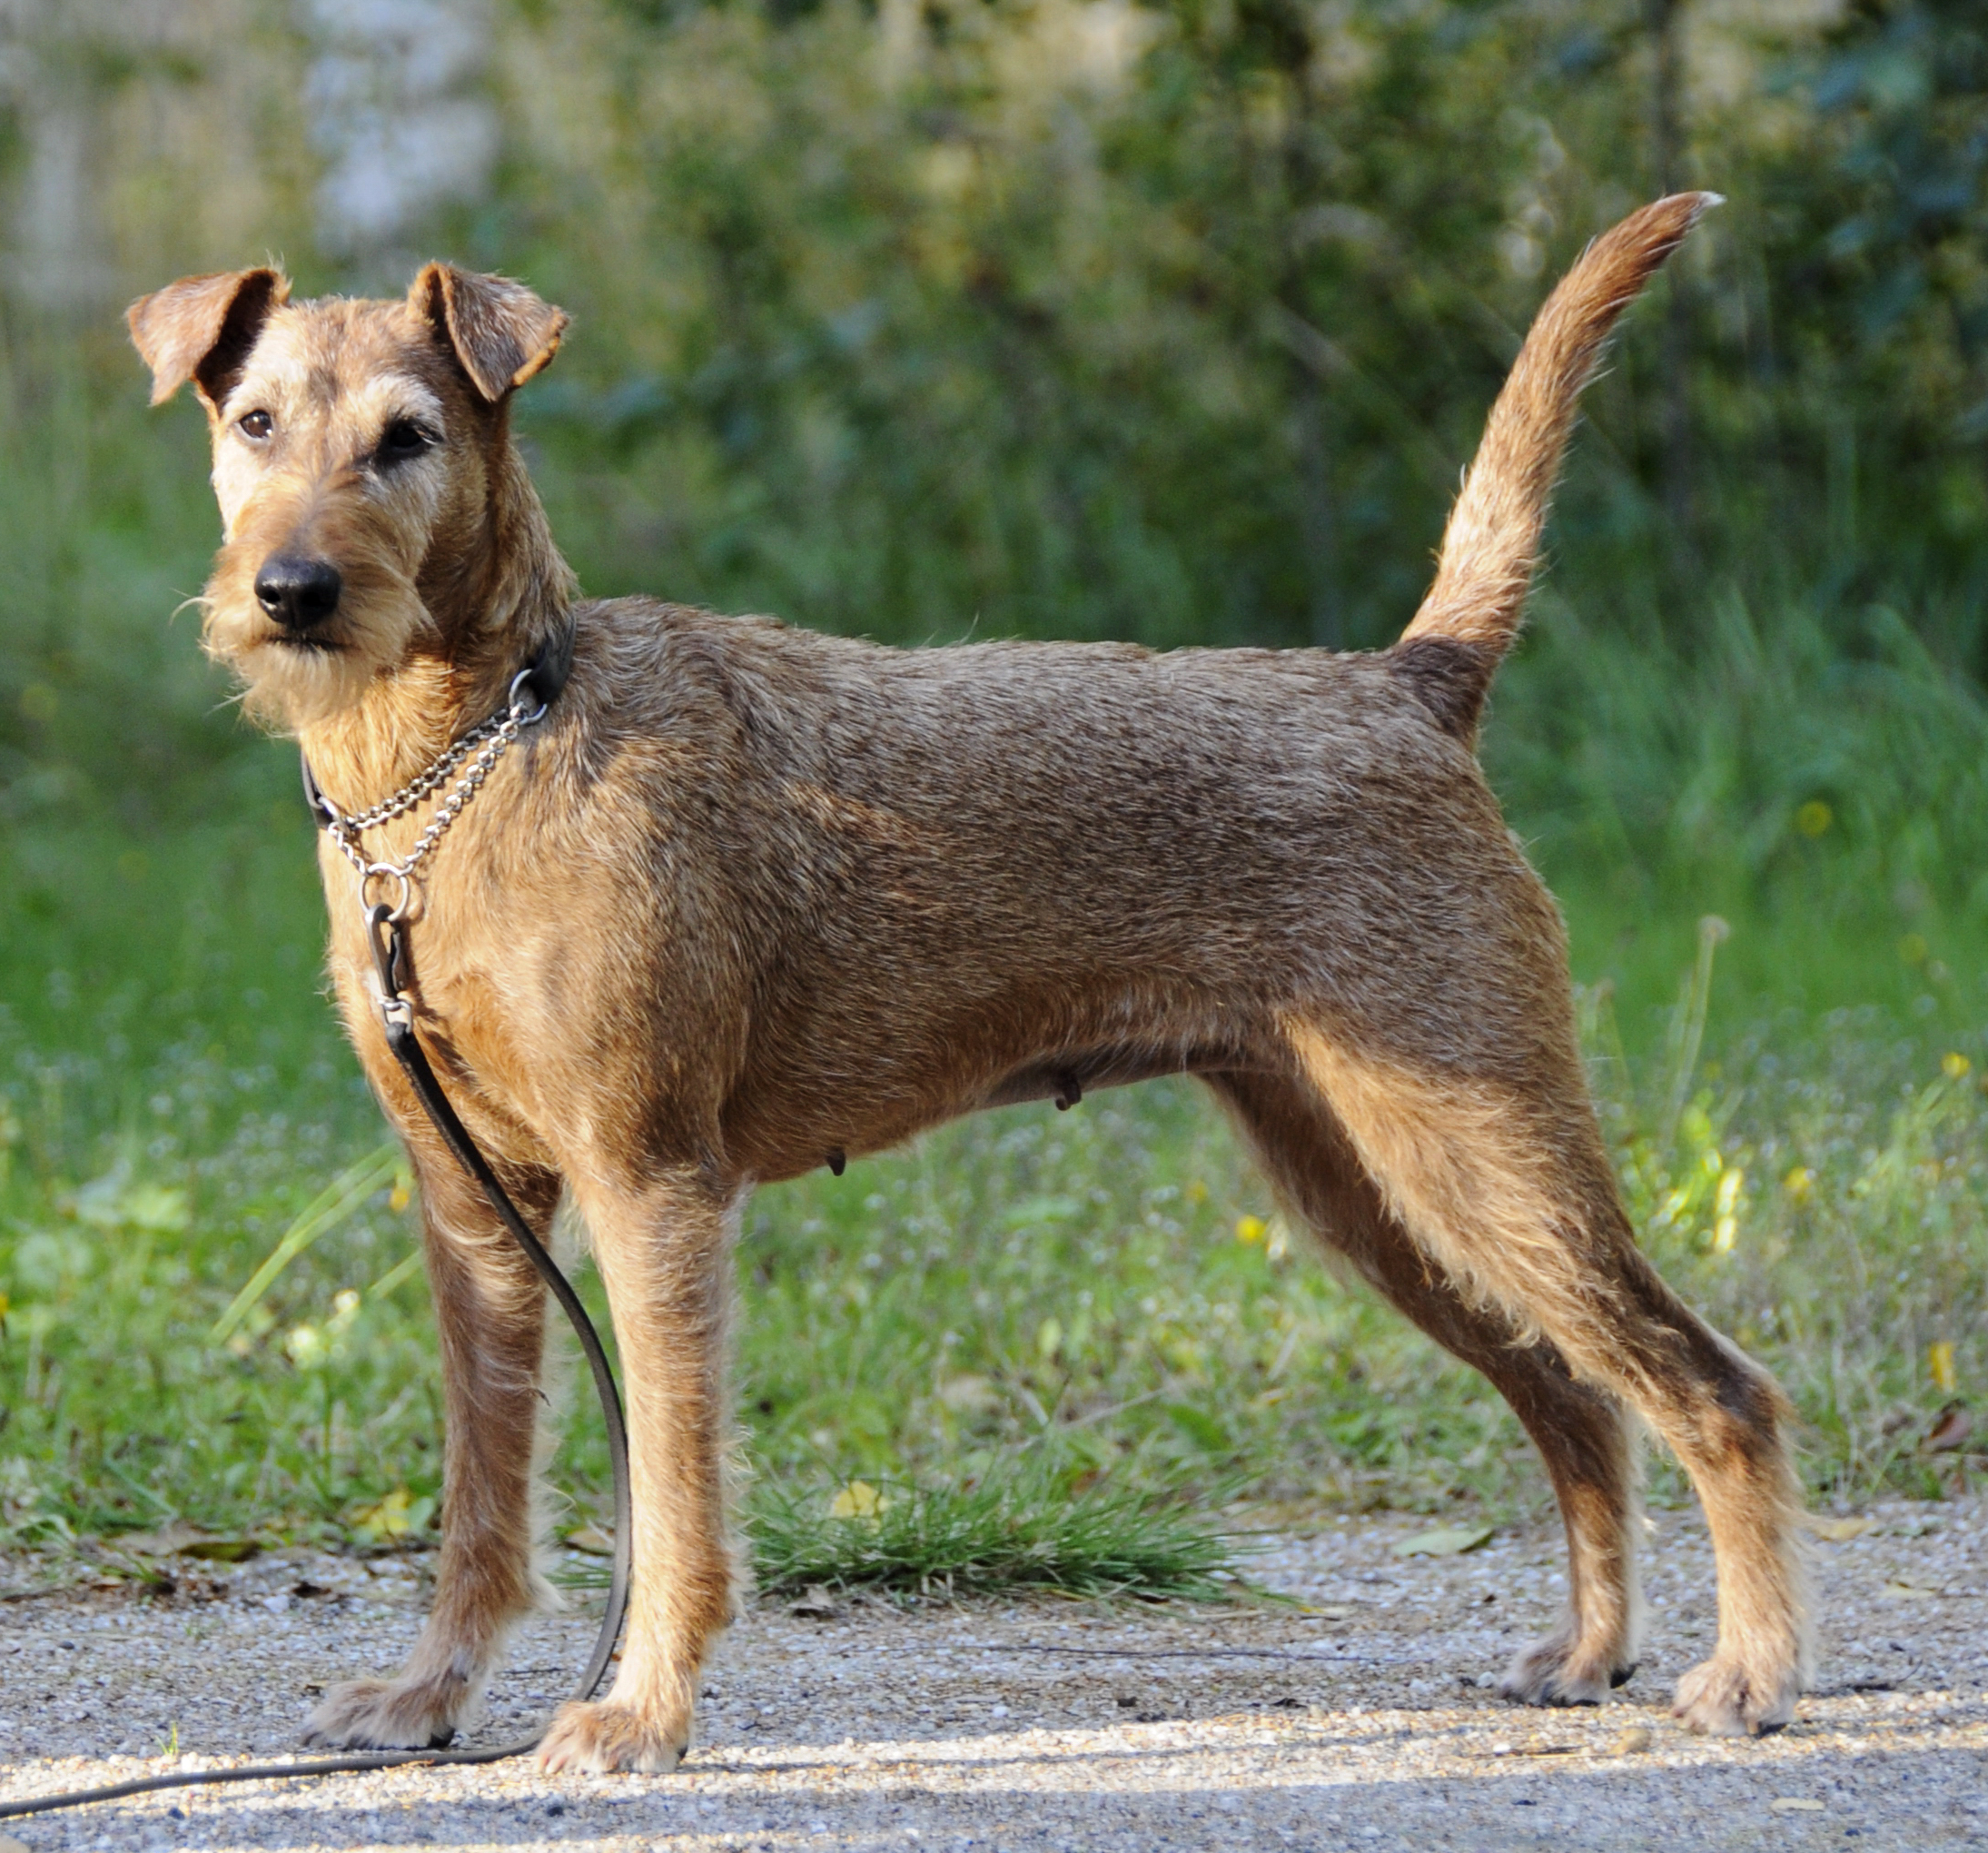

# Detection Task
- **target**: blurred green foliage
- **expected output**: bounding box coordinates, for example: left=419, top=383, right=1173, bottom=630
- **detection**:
left=0, top=0, right=1983, bottom=907
left=493, top=0, right=1988, bottom=676
left=0, top=0, right=1984, bottom=1553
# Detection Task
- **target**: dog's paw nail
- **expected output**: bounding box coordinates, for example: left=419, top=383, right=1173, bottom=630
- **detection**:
left=1671, top=1657, right=1798, bottom=1737
left=535, top=1699, right=687, bottom=1775
left=1497, top=1637, right=1626, bottom=1709
left=303, top=1676, right=470, bottom=1750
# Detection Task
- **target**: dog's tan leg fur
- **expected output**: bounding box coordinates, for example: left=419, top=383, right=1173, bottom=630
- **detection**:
left=537, top=1174, right=740, bottom=1774
left=305, top=1118, right=561, bottom=1749
left=1283, top=1025, right=1809, bottom=1733
left=1211, top=1070, right=1643, bottom=1700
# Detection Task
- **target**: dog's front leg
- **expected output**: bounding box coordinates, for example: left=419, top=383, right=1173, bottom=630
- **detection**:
left=538, top=1172, right=739, bottom=1775
left=304, top=1134, right=560, bottom=1750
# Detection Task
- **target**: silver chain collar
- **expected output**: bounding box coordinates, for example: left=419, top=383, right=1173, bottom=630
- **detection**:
left=318, top=667, right=550, bottom=922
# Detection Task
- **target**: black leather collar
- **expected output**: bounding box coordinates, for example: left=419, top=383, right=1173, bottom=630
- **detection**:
left=302, top=617, right=576, bottom=830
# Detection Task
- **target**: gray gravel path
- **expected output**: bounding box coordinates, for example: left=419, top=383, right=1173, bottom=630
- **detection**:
left=3, top=1498, right=1983, bottom=1850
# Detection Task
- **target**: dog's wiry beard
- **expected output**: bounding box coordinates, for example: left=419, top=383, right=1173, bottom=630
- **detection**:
left=203, top=560, right=437, bottom=732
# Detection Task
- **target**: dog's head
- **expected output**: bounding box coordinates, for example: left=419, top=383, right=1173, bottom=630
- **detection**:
left=128, top=265, right=568, bottom=728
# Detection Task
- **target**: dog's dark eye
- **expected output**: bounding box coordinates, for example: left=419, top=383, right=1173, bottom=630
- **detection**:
left=237, top=410, right=272, bottom=441
left=379, top=420, right=434, bottom=464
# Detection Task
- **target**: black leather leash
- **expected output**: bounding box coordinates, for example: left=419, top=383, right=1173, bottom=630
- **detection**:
left=362, top=892, right=635, bottom=1715
left=2, top=622, right=635, bottom=1821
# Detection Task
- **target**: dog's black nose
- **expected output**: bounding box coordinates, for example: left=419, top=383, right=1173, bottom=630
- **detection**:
left=254, top=555, right=342, bottom=631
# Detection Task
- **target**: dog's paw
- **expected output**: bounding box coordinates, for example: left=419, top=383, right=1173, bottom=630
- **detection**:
left=1671, top=1655, right=1798, bottom=1737
left=1496, top=1632, right=1635, bottom=1708
left=535, top=1699, right=687, bottom=1775
left=302, top=1675, right=469, bottom=1750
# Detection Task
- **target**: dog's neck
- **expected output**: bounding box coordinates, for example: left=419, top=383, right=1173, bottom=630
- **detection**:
left=296, top=439, right=578, bottom=814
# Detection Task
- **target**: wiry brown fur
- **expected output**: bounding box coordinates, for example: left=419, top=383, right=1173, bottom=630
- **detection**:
left=129, top=193, right=1808, bottom=1774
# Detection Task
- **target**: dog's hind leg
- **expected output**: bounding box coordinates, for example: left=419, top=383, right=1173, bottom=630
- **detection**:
left=1209, top=1069, right=1642, bottom=1702
left=536, top=1169, right=742, bottom=1775
left=1281, top=1021, right=1808, bottom=1736
left=304, top=1136, right=561, bottom=1750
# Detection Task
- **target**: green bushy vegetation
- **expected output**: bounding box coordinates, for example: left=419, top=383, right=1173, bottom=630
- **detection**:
left=0, top=0, right=1984, bottom=1586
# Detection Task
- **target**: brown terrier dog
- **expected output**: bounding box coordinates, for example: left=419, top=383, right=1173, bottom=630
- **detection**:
left=128, top=191, right=1808, bottom=1773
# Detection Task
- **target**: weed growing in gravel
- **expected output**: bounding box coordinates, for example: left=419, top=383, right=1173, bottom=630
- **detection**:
left=747, top=1469, right=1239, bottom=1602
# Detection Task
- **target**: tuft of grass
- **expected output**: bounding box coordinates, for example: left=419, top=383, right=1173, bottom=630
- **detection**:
left=747, top=1471, right=1246, bottom=1603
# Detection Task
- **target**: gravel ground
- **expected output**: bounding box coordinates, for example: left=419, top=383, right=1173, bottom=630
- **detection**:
left=2, top=1498, right=1983, bottom=1851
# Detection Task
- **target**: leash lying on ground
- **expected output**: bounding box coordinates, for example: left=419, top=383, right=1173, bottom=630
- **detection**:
left=0, top=631, right=633, bottom=1822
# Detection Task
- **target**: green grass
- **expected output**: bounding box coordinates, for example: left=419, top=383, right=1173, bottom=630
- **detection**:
left=742, top=1471, right=1244, bottom=1602
left=1, top=743, right=1983, bottom=1588
left=2, top=467, right=1984, bottom=1583
left=3, top=0, right=1984, bottom=1595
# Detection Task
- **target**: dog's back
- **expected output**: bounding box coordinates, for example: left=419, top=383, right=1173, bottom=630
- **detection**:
left=559, top=195, right=1724, bottom=1156
left=556, top=608, right=1524, bottom=1166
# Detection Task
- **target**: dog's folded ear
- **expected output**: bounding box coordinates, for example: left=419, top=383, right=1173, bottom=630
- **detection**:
left=127, top=268, right=290, bottom=410
left=411, top=264, right=569, bottom=403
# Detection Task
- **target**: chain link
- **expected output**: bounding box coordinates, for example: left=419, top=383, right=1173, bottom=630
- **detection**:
left=319, top=670, right=549, bottom=921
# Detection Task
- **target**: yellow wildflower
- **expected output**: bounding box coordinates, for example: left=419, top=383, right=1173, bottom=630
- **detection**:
left=829, top=1480, right=887, bottom=1521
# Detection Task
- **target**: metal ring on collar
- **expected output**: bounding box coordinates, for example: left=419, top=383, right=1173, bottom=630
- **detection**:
left=507, top=666, right=549, bottom=725
left=359, top=862, right=413, bottom=922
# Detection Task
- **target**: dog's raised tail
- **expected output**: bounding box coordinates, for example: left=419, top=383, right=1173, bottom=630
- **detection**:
left=1393, top=192, right=1719, bottom=739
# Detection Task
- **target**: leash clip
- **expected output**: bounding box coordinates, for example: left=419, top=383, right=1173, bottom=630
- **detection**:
left=365, top=901, right=412, bottom=1034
